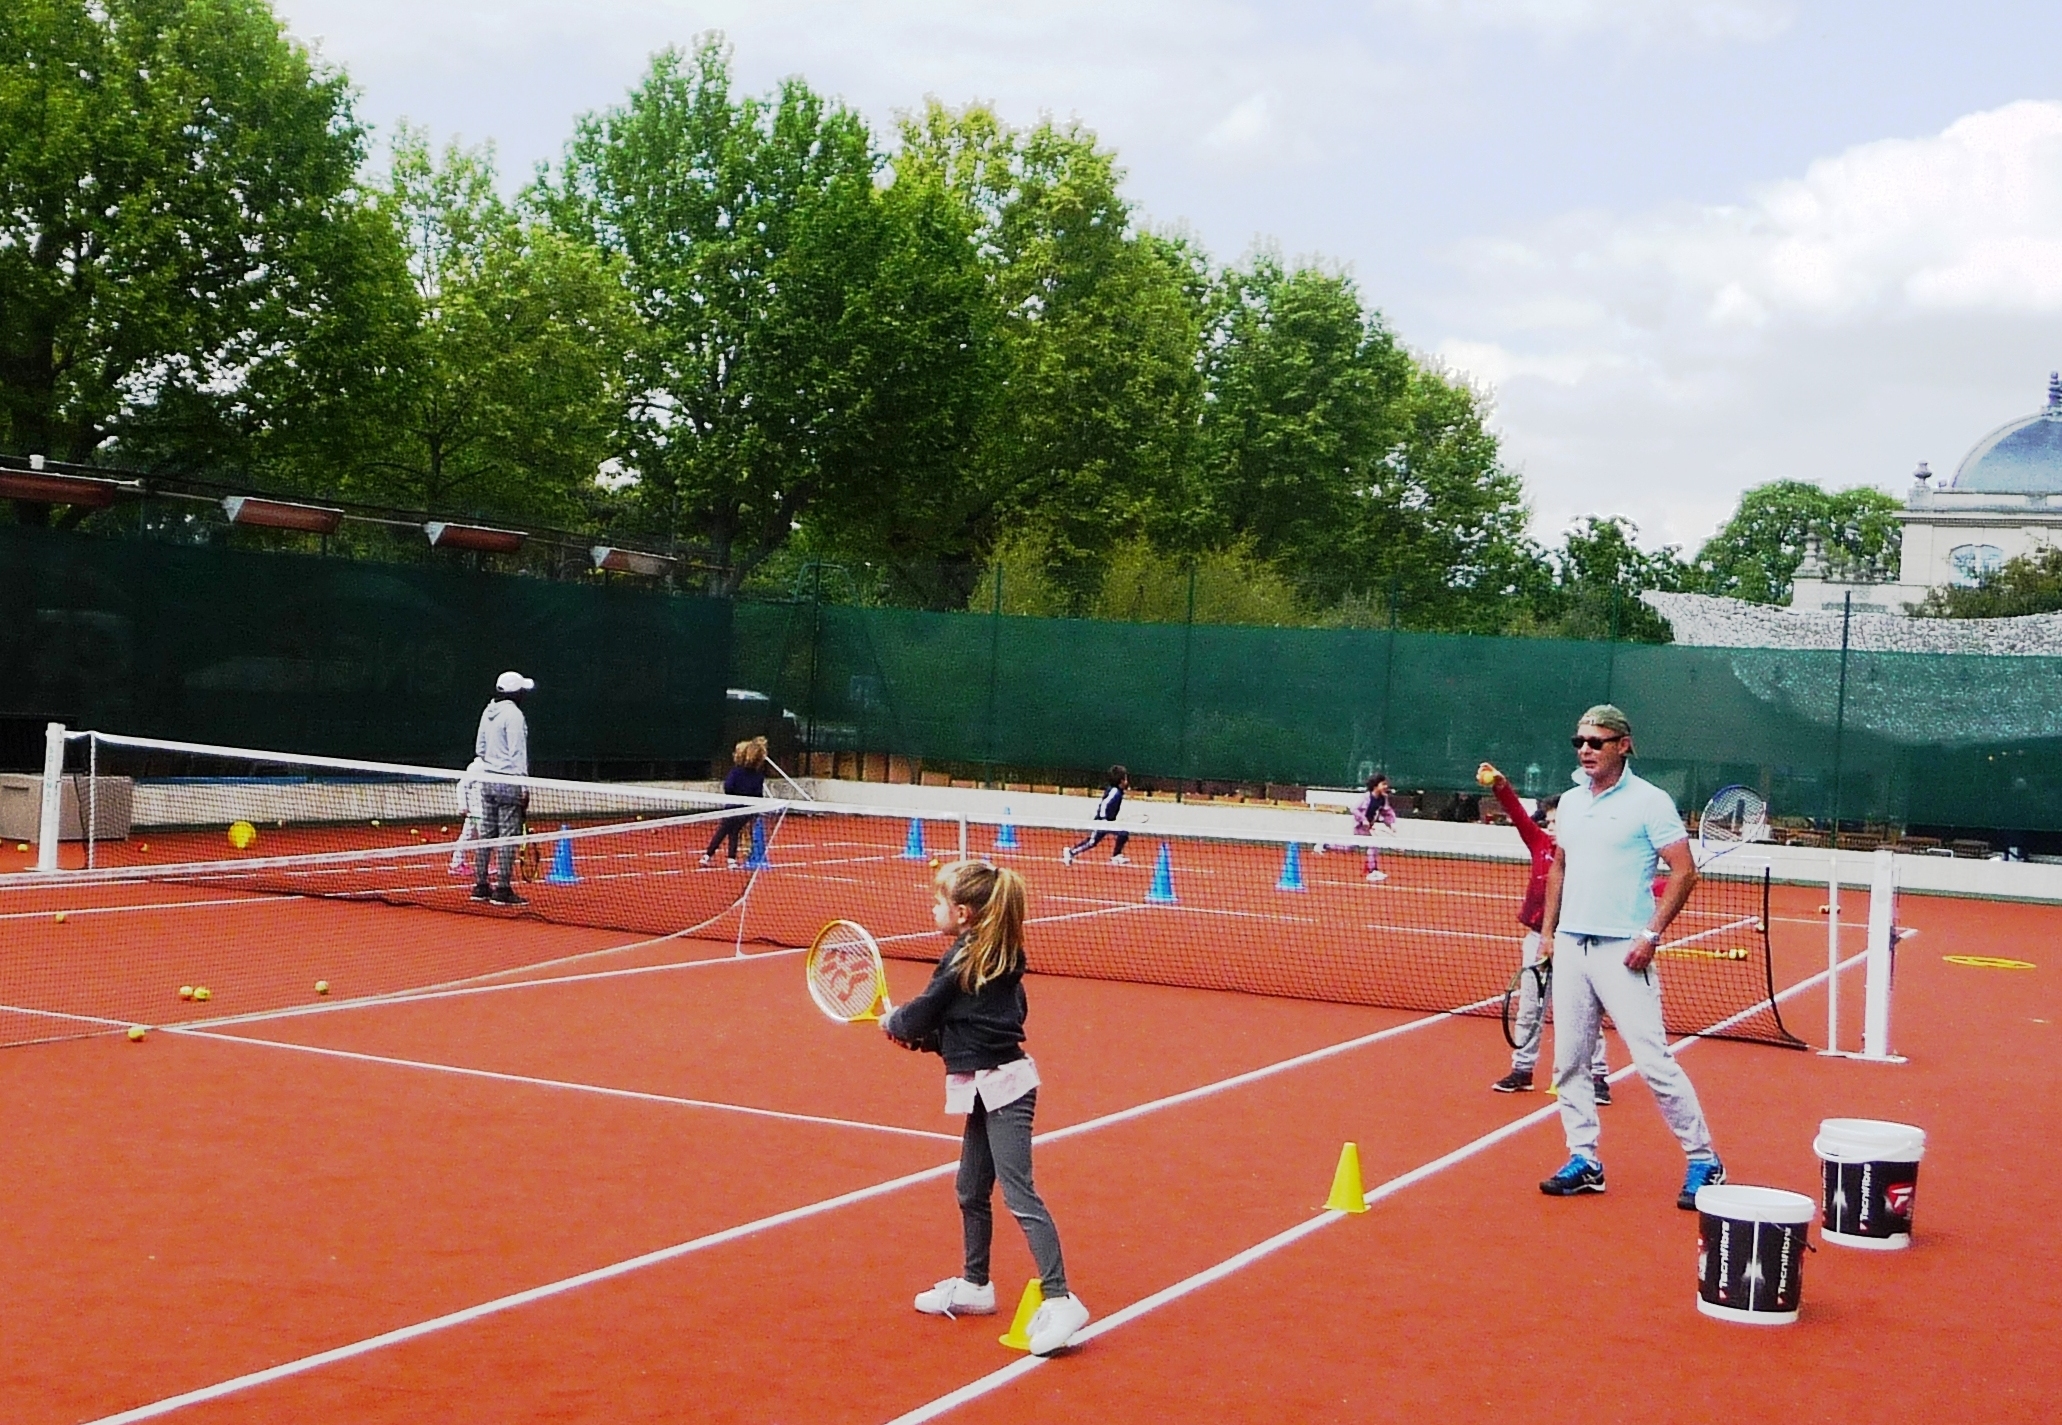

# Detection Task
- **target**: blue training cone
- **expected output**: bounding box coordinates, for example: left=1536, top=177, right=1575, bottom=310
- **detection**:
left=901, top=819, right=927, bottom=860
left=1146, top=842, right=1178, bottom=904
left=545, top=825, right=579, bottom=884
left=995, top=807, right=1019, bottom=851
left=744, top=817, right=772, bottom=870
left=1276, top=841, right=1306, bottom=892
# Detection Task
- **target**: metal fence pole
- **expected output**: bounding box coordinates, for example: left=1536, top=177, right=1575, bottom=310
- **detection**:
left=1377, top=578, right=1398, bottom=777
left=982, top=563, right=1003, bottom=788
left=1175, top=566, right=1196, bottom=803
left=1830, top=590, right=1853, bottom=848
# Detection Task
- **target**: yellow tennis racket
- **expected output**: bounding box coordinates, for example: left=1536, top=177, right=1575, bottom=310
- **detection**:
left=806, top=919, right=891, bottom=1023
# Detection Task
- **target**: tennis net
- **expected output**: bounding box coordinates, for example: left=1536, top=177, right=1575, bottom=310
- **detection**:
left=1, top=730, right=1803, bottom=1051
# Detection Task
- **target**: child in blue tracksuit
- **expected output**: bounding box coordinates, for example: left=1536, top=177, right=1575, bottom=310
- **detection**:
left=1062, top=765, right=1130, bottom=865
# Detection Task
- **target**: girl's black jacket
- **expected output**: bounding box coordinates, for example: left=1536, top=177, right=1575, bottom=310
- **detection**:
left=883, top=937, right=1028, bottom=1073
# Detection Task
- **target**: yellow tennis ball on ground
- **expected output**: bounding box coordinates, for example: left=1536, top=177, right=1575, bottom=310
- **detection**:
left=179, top=985, right=195, bottom=1000
left=370, top=819, right=381, bottom=827
left=128, top=1026, right=148, bottom=1042
left=227, top=820, right=257, bottom=850
left=54, top=911, right=66, bottom=924
left=14, top=842, right=26, bottom=852
left=193, top=986, right=211, bottom=1002
left=315, top=980, right=329, bottom=995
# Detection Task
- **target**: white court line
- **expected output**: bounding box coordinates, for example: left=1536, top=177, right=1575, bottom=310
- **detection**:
left=172, top=1029, right=961, bottom=1143
left=82, top=1000, right=1479, bottom=1423
left=880, top=946, right=1874, bottom=1424
left=0, top=894, right=289, bottom=923
left=185, top=945, right=807, bottom=1033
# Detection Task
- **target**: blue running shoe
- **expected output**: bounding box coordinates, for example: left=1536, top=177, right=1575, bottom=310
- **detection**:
left=1539, top=1156, right=1606, bottom=1196
left=1679, top=1155, right=1726, bottom=1210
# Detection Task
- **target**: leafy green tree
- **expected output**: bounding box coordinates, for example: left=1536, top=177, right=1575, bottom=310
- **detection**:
left=0, top=0, right=389, bottom=500
left=878, top=102, right=1208, bottom=608
left=1506, top=516, right=1687, bottom=642
left=538, top=41, right=990, bottom=593
left=1195, top=256, right=1539, bottom=631
left=1692, top=480, right=1902, bottom=603
left=1913, top=547, right=2062, bottom=618
left=317, top=128, right=634, bottom=524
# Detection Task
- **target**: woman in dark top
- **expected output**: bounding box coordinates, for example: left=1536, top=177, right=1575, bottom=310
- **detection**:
left=700, top=736, right=768, bottom=868
left=883, top=859, right=1090, bottom=1356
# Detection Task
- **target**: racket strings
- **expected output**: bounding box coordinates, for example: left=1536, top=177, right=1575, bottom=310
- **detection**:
left=808, top=930, right=885, bottom=1018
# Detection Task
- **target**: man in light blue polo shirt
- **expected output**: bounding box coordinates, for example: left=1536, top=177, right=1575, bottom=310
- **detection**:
left=1537, top=704, right=1724, bottom=1210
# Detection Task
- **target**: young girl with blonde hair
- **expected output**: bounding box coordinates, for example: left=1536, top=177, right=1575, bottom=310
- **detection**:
left=883, top=859, right=1089, bottom=1355
left=700, top=736, right=769, bottom=869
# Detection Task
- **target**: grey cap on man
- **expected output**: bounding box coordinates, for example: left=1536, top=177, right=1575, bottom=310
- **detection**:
left=1578, top=703, right=1632, bottom=737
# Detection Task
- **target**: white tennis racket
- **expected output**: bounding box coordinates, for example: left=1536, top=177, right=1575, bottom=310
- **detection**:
left=805, top=919, right=891, bottom=1023
left=1697, top=785, right=1768, bottom=866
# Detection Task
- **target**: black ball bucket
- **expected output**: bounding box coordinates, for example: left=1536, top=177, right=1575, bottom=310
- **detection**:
left=1814, top=1118, right=1926, bottom=1250
left=1696, top=1185, right=1814, bottom=1325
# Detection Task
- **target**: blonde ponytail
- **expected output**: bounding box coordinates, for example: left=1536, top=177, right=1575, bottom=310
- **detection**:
left=935, top=859, right=1027, bottom=992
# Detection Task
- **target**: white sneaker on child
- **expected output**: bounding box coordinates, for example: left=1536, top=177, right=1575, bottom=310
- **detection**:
left=914, top=1277, right=996, bottom=1318
left=1026, top=1293, right=1091, bottom=1355
left=1365, top=869, right=1388, bottom=882
left=1061, top=847, right=1075, bottom=866
left=1109, top=853, right=1131, bottom=865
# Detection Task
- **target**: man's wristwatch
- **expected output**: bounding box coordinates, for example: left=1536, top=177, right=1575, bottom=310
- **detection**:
left=1634, top=929, right=1660, bottom=946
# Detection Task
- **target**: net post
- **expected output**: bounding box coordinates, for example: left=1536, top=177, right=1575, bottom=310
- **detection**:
left=1822, top=850, right=1841, bottom=1054
left=35, top=721, right=66, bottom=872
left=1862, top=847, right=1902, bottom=1061
left=957, top=815, right=968, bottom=859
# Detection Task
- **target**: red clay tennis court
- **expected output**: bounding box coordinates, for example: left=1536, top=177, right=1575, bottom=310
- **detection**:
left=3, top=807, right=2055, bottom=1422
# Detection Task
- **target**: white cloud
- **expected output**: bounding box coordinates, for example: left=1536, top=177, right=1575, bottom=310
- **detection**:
left=1440, top=100, right=2062, bottom=548
left=1382, top=0, right=1792, bottom=43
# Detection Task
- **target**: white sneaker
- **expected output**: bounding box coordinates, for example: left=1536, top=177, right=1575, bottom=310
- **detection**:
left=1365, top=869, right=1388, bottom=882
left=1025, top=1293, right=1091, bottom=1355
left=1311, top=842, right=1327, bottom=855
left=1110, top=853, right=1131, bottom=865
left=1061, top=847, right=1075, bottom=866
left=914, top=1277, right=996, bottom=1318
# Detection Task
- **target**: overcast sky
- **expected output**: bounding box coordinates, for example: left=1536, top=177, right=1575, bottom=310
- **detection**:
left=273, top=0, right=2062, bottom=553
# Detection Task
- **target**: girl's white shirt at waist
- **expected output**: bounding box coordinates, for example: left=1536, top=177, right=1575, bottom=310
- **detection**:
left=944, top=1056, right=1039, bottom=1114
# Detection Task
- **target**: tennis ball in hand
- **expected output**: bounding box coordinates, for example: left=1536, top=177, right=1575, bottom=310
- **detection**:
left=192, top=987, right=212, bottom=1002
left=127, top=1026, right=148, bottom=1042
left=315, top=980, right=329, bottom=995
left=179, top=986, right=195, bottom=1001
left=1476, top=763, right=1501, bottom=788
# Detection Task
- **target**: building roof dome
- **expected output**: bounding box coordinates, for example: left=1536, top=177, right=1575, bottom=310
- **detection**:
left=1952, top=372, right=2062, bottom=494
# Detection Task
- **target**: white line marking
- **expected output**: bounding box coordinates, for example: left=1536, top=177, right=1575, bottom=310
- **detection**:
left=172, top=1030, right=960, bottom=1143
left=80, top=1001, right=1472, bottom=1423
left=880, top=947, right=1871, bottom=1423
left=0, top=894, right=289, bottom=923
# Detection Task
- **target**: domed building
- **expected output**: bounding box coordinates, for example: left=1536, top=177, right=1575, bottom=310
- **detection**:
left=1789, top=371, right=2062, bottom=614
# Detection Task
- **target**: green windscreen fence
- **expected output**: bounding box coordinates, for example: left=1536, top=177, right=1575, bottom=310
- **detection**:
left=735, top=597, right=2062, bottom=833
left=8, top=524, right=2056, bottom=831
left=0, top=525, right=732, bottom=769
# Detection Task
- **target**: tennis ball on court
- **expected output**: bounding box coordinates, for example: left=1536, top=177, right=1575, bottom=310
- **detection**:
left=228, top=820, right=257, bottom=850
left=179, top=985, right=195, bottom=1000
left=14, top=842, right=26, bottom=852
left=192, top=987, right=212, bottom=1002
left=315, top=980, right=329, bottom=995
left=371, top=818, right=381, bottom=827
left=54, top=911, right=66, bottom=924
left=127, top=1026, right=148, bottom=1042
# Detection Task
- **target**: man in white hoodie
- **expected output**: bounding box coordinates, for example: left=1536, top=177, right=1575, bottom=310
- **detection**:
left=473, top=671, right=533, bottom=906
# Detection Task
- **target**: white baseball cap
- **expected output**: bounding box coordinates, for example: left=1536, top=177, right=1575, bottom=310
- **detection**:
left=495, top=670, right=535, bottom=693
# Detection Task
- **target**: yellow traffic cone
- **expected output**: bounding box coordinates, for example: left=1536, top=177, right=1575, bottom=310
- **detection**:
left=998, top=1279, right=1044, bottom=1350
left=1325, top=1142, right=1369, bottom=1214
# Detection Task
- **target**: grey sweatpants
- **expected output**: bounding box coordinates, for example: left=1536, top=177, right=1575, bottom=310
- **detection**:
left=473, top=785, right=523, bottom=892
left=958, top=1089, right=1068, bottom=1297
left=1510, top=930, right=1610, bottom=1077
left=1551, top=932, right=1716, bottom=1163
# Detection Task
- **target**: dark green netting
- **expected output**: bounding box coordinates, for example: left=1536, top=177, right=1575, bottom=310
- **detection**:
left=0, top=525, right=730, bottom=768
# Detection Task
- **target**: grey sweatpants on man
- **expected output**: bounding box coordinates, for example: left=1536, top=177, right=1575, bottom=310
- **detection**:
left=1551, top=932, right=1717, bottom=1162
left=958, top=1088, right=1068, bottom=1297
left=473, top=784, right=523, bottom=893
left=1510, top=930, right=1610, bottom=1077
